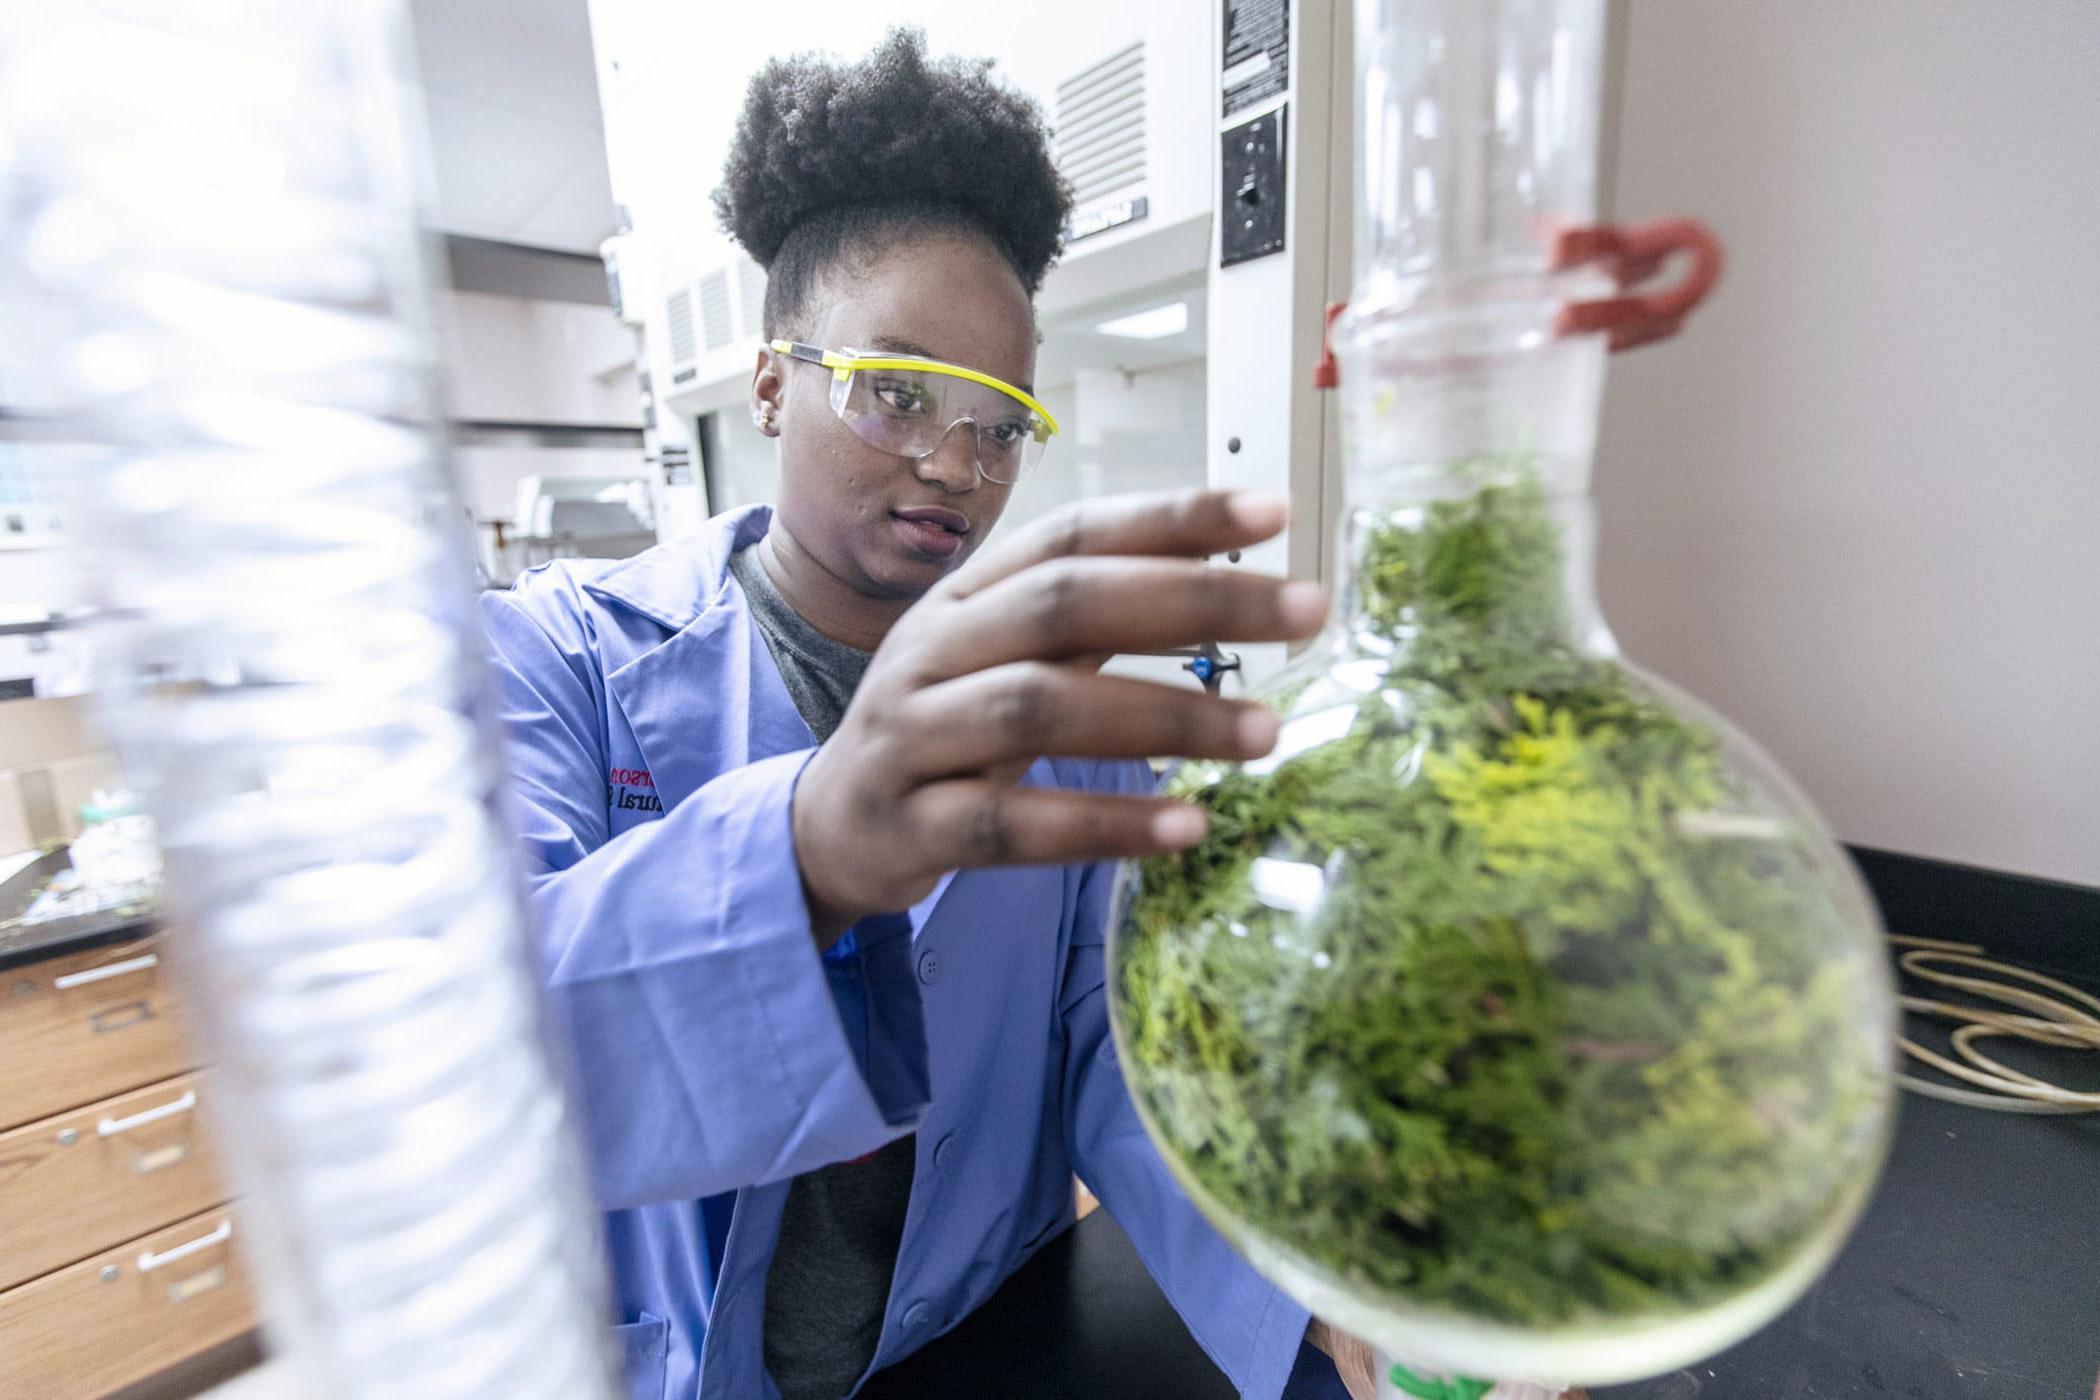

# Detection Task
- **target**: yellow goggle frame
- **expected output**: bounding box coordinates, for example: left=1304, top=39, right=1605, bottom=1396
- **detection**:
left=769, top=340, right=1061, bottom=443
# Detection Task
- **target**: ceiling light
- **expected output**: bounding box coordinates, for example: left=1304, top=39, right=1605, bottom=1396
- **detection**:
left=1093, top=301, right=1189, bottom=340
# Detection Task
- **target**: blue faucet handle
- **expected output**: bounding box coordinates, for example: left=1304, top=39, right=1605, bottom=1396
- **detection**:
left=1179, top=642, right=1241, bottom=694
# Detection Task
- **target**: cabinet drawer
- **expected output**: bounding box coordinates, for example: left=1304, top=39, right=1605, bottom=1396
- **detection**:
left=0, top=1204, right=253, bottom=1400
left=0, top=1072, right=227, bottom=1292
left=0, top=936, right=197, bottom=1132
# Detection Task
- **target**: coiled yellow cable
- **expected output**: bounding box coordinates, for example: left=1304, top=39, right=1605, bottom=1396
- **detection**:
left=1891, top=935, right=2100, bottom=1115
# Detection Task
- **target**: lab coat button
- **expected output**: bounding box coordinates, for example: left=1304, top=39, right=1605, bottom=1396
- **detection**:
left=916, top=949, right=939, bottom=985
left=902, top=1301, right=932, bottom=1330
left=933, top=1133, right=956, bottom=1170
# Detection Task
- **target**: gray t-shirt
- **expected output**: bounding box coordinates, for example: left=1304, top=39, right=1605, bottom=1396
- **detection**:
left=731, top=543, right=916, bottom=1400
left=730, top=543, right=870, bottom=743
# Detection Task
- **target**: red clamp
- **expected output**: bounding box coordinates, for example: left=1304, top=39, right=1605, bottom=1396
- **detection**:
left=1551, top=216, right=1725, bottom=352
left=1311, top=300, right=1348, bottom=390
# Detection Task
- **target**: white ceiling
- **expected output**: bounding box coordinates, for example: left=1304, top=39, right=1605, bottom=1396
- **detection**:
left=408, top=0, right=618, bottom=254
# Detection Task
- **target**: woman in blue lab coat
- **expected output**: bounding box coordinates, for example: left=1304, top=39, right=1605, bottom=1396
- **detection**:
left=480, top=30, right=1356, bottom=1400
left=481, top=28, right=1707, bottom=1400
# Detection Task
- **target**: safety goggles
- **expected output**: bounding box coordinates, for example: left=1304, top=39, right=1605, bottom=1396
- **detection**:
left=771, top=340, right=1060, bottom=485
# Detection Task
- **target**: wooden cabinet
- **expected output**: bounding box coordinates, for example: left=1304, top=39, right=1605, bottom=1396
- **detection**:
left=0, top=929, right=252, bottom=1397
left=0, top=936, right=198, bottom=1131
left=0, top=1205, right=253, bottom=1400
left=0, top=1072, right=227, bottom=1292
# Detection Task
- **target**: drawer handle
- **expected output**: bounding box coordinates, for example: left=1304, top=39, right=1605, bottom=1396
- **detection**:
left=91, top=1001, right=153, bottom=1035
left=137, top=1219, right=232, bottom=1273
left=99, top=1089, right=198, bottom=1138
left=54, top=953, right=159, bottom=990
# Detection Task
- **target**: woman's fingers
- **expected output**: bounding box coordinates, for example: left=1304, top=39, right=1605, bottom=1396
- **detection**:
left=941, top=489, right=1289, bottom=599
left=792, top=487, right=1323, bottom=924
left=895, top=664, right=1279, bottom=777
left=908, top=782, right=1208, bottom=870
left=917, top=556, right=1324, bottom=681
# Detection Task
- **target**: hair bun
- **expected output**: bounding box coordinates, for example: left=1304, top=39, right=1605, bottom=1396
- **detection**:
left=713, top=27, right=1071, bottom=292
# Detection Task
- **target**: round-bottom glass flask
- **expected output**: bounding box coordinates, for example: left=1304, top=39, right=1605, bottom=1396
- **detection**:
left=1110, top=450, right=1895, bottom=1384
left=1112, top=0, right=1895, bottom=1382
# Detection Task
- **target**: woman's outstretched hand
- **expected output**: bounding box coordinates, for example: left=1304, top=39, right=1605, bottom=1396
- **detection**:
left=791, top=489, right=1324, bottom=945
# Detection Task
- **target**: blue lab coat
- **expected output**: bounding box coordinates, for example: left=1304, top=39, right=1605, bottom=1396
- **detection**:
left=479, top=506, right=1316, bottom=1399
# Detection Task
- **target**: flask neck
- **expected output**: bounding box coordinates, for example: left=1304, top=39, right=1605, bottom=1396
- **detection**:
left=1333, top=469, right=1615, bottom=667
left=1354, top=0, right=1606, bottom=291
left=1331, top=0, right=1619, bottom=668
left=1340, top=0, right=1614, bottom=510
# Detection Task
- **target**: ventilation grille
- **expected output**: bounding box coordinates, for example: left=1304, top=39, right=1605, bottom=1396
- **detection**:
left=665, top=287, right=695, bottom=365
left=735, top=256, right=767, bottom=339
left=1055, top=42, right=1146, bottom=208
left=699, top=269, right=732, bottom=352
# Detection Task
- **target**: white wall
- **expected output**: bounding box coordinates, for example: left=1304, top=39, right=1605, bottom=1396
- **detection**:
left=450, top=446, right=649, bottom=522
left=700, top=410, right=776, bottom=517
left=1006, top=360, right=1210, bottom=530
left=437, top=287, right=648, bottom=566
left=0, top=544, right=82, bottom=692
left=409, top=0, right=618, bottom=254
left=442, top=289, right=640, bottom=427
left=1597, top=1, right=2100, bottom=885
left=0, top=544, right=73, bottom=613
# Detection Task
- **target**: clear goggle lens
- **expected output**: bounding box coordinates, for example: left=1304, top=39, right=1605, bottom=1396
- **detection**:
left=828, top=365, right=1050, bottom=484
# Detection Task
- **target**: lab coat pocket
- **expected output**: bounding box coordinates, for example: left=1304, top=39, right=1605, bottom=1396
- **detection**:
left=612, top=1311, right=669, bottom=1400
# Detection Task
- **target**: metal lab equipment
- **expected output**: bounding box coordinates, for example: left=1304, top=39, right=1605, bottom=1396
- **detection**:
left=504, top=473, right=657, bottom=576
left=0, top=4, right=615, bottom=1396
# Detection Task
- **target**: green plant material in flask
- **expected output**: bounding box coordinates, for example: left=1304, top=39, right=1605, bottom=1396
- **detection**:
left=1107, top=0, right=1895, bottom=1387
left=1113, top=461, right=1894, bottom=1382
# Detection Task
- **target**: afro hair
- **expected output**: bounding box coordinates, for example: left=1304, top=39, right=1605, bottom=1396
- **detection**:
left=712, top=28, right=1073, bottom=339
